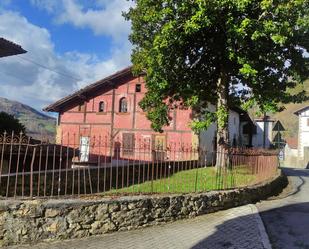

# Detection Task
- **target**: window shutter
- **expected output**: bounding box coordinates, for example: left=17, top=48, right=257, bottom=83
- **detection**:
left=123, top=133, right=135, bottom=155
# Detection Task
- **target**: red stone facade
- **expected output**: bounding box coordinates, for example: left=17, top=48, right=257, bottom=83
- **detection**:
left=45, top=68, right=198, bottom=164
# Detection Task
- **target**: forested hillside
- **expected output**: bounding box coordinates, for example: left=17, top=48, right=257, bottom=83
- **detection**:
left=0, top=97, right=56, bottom=141
left=270, top=80, right=309, bottom=138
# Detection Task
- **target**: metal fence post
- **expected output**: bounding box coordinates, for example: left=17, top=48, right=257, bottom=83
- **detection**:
left=30, top=147, right=36, bottom=198
left=0, top=132, right=280, bottom=199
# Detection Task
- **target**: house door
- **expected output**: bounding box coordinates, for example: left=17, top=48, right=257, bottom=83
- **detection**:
left=80, top=136, right=90, bottom=162
left=122, top=133, right=135, bottom=157
left=153, top=135, right=166, bottom=161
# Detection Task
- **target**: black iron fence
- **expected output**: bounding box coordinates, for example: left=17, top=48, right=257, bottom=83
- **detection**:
left=0, top=132, right=279, bottom=199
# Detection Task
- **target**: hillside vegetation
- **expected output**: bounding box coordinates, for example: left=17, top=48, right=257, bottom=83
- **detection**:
left=270, top=80, right=309, bottom=139
left=0, top=97, right=56, bottom=141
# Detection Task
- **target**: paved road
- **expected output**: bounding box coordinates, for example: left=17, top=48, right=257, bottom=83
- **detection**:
left=6, top=204, right=269, bottom=249
left=257, top=168, right=309, bottom=249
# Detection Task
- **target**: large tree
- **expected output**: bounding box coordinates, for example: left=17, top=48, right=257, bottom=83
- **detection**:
left=125, top=0, right=309, bottom=158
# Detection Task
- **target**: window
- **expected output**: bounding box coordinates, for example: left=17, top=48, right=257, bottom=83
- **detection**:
left=98, top=101, right=105, bottom=112
left=123, top=133, right=135, bottom=156
left=119, top=97, right=128, bottom=113
left=135, top=84, right=141, bottom=92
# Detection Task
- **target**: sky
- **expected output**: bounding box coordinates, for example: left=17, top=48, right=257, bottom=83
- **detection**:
left=0, top=0, right=133, bottom=112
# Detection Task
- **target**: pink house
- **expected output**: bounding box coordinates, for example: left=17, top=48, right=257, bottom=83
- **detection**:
left=44, top=67, right=198, bottom=164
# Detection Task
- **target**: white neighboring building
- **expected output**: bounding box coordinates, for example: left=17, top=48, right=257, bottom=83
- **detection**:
left=251, top=116, right=275, bottom=148
left=198, top=104, right=217, bottom=155
left=199, top=105, right=248, bottom=159
left=294, top=106, right=309, bottom=159
left=285, top=137, right=298, bottom=157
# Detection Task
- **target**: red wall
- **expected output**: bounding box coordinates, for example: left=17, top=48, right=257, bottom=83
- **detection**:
left=57, top=75, right=195, bottom=162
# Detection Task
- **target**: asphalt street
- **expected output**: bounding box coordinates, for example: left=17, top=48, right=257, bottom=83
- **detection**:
left=257, top=168, right=309, bottom=249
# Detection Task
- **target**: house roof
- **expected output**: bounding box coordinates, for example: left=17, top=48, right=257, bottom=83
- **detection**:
left=44, top=65, right=251, bottom=118
left=230, top=106, right=245, bottom=115
left=294, top=106, right=309, bottom=115
left=285, top=137, right=298, bottom=149
left=0, top=37, right=27, bottom=58
left=254, top=115, right=275, bottom=122
left=237, top=110, right=253, bottom=123
left=43, top=66, right=133, bottom=112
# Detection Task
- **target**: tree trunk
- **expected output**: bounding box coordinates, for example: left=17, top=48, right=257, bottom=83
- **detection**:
left=216, top=71, right=229, bottom=168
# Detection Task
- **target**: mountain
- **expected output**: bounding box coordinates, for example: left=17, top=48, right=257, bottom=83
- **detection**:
left=0, top=97, right=56, bottom=141
left=270, top=79, right=309, bottom=139
left=247, top=80, right=309, bottom=139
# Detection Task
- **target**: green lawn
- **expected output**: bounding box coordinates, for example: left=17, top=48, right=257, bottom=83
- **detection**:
left=0, top=164, right=258, bottom=198
left=105, top=166, right=256, bottom=195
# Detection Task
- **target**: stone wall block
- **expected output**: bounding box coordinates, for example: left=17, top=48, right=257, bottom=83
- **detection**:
left=45, top=208, right=61, bottom=218
left=0, top=173, right=287, bottom=246
left=153, top=197, right=170, bottom=209
left=108, top=203, right=120, bottom=212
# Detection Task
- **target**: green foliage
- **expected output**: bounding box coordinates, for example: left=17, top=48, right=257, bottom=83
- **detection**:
left=216, top=106, right=229, bottom=129
left=190, top=111, right=216, bottom=134
left=0, top=112, right=26, bottom=134
left=240, top=98, right=256, bottom=112
left=125, top=0, right=309, bottom=134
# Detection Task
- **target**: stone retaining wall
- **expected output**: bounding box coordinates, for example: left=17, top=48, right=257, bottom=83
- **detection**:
left=0, top=173, right=287, bottom=246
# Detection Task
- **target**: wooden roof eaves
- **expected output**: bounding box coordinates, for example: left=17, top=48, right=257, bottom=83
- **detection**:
left=294, top=106, right=309, bottom=116
left=43, top=66, right=134, bottom=112
left=0, top=37, right=27, bottom=57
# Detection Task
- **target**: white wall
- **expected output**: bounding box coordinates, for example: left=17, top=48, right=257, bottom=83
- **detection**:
left=298, top=109, right=309, bottom=158
left=284, top=144, right=303, bottom=168
left=198, top=105, right=240, bottom=163
left=228, top=110, right=240, bottom=146
left=199, top=104, right=217, bottom=163
left=252, top=121, right=274, bottom=148
left=285, top=145, right=298, bottom=157
left=252, top=122, right=263, bottom=148
left=239, top=122, right=250, bottom=147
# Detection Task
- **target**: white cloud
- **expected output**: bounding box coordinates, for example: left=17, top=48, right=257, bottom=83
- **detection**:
left=30, top=0, right=133, bottom=41
left=0, top=10, right=131, bottom=111
left=29, top=0, right=58, bottom=13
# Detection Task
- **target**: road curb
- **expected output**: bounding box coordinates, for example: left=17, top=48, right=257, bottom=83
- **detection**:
left=265, top=169, right=301, bottom=201
left=249, top=204, right=272, bottom=249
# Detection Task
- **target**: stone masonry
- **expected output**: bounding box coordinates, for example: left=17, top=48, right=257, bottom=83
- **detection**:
left=0, top=173, right=287, bottom=246
left=7, top=204, right=269, bottom=249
